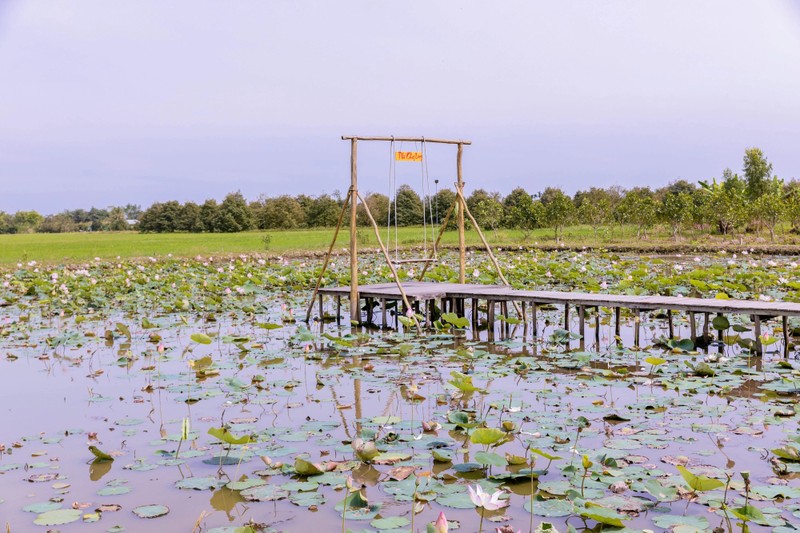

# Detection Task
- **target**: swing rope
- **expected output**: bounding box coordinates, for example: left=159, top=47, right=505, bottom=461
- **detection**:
left=386, top=137, right=439, bottom=265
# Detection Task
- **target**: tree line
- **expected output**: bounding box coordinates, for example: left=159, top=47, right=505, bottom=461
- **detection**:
left=2, top=148, right=798, bottom=241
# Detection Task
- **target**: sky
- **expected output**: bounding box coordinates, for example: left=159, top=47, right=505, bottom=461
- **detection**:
left=1, top=1, right=800, bottom=214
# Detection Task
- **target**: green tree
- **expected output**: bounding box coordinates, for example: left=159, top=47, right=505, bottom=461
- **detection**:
left=502, top=187, right=542, bottom=238
left=176, top=202, right=204, bottom=232
left=306, top=194, right=341, bottom=227
left=698, top=169, right=748, bottom=236
left=659, top=190, right=694, bottom=241
left=743, top=147, right=773, bottom=201
left=393, top=185, right=424, bottom=226
left=574, top=187, right=612, bottom=238
left=431, top=188, right=457, bottom=229
left=784, top=180, right=800, bottom=233
left=259, top=195, right=306, bottom=229
left=199, top=199, right=219, bottom=232
left=138, top=201, right=181, bottom=233
left=540, top=187, right=576, bottom=243
left=0, top=211, right=12, bottom=233
left=12, top=210, right=44, bottom=234
left=471, top=193, right=504, bottom=238
left=754, top=177, right=786, bottom=242
left=39, top=213, right=79, bottom=233
left=616, top=187, right=658, bottom=239
left=214, top=192, right=254, bottom=232
left=357, top=192, right=389, bottom=227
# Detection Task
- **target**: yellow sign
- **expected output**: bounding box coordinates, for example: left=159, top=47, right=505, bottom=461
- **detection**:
left=395, top=151, right=423, bottom=162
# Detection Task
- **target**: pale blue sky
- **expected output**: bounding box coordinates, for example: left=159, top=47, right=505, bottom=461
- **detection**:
left=1, top=1, right=799, bottom=214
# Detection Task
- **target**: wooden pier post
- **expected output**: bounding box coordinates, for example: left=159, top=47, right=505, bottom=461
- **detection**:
left=578, top=306, right=585, bottom=349
left=783, top=315, right=790, bottom=359
left=754, top=315, right=763, bottom=355
left=532, top=304, right=538, bottom=339
left=471, top=298, right=478, bottom=327
left=614, top=307, right=621, bottom=338
left=633, top=309, right=640, bottom=347
left=667, top=310, right=674, bottom=339
left=689, top=312, right=697, bottom=340
left=594, top=307, right=600, bottom=347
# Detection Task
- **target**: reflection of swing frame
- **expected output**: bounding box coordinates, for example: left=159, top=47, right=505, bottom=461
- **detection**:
left=306, top=135, right=511, bottom=329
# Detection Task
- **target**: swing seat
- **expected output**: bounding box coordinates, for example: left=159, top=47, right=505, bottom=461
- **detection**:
left=391, top=258, right=438, bottom=265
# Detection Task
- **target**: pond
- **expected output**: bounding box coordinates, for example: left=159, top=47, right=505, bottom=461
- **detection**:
left=1, top=250, right=799, bottom=532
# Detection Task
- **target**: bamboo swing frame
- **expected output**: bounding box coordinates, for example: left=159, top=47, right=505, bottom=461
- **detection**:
left=305, top=135, right=518, bottom=329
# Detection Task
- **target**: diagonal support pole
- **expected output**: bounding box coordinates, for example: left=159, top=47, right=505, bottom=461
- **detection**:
left=357, top=191, right=422, bottom=334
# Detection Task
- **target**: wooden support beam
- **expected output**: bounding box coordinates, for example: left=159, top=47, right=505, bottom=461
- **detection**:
left=689, top=312, right=697, bottom=340
left=532, top=303, right=538, bottom=338
left=457, top=143, right=466, bottom=284
left=564, top=304, right=570, bottom=331
left=578, top=306, right=585, bottom=349
left=717, top=313, right=724, bottom=342
left=615, top=307, right=621, bottom=338
left=703, top=312, right=709, bottom=340
left=471, top=298, right=479, bottom=327
left=349, top=140, right=359, bottom=325
left=633, top=309, right=640, bottom=346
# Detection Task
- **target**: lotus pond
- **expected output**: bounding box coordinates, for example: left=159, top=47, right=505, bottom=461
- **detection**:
left=1, top=249, right=800, bottom=532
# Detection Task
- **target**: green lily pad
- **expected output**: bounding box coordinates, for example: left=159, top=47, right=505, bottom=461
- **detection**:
left=33, top=509, right=82, bottom=526
left=132, top=504, right=170, bottom=518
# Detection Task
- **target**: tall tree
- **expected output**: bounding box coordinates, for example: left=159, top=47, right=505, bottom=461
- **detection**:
left=743, top=147, right=773, bottom=201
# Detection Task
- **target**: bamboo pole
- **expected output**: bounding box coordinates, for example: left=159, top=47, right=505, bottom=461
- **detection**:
left=356, top=191, right=422, bottom=334
left=457, top=143, right=466, bottom=284
left=305, top=193, right=351, bottom=322
left=349, top=139, right=359, bottom=325
left=455, top=188, right=523, bottom=316
left=342, top=135, right=471, bottom=145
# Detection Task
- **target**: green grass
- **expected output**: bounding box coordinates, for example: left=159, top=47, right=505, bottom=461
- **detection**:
left=2, top=223, right=799, bottom=266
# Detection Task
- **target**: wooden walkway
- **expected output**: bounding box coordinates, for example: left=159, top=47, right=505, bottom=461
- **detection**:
left=316, top=282, right=800, bottom=356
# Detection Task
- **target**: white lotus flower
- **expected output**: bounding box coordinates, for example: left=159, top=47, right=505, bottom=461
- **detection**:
left=468, top=484, right=508, bottom=511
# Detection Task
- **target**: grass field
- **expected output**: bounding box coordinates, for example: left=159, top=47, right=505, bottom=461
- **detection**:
left=1, top=224, right=798, bottom=265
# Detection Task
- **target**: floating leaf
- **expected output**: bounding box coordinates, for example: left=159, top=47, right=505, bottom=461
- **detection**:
left=33, top=509, right=82, bottom=526
left=294, top=457, right=323, bottom=476
left=89, top=445, right=114, bottom=462
left=676, top=465, right=724, bottom=491
left=470, top=427, right=506, bottom=446
left=132, top=504, right=169, bottom=518
left=190, top=333, right=212, bottom=344
left=208, top=426, right=251, bottom=445
left=448, top=371, right=481, bottom=393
